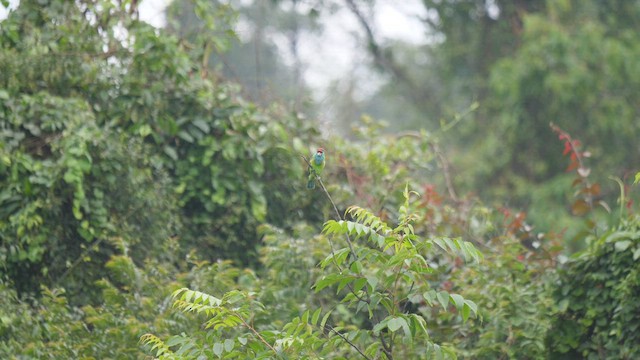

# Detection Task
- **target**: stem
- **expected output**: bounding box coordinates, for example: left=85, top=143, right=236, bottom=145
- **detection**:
left=402, top=282, right=415, bottom=314
left=550, top=122, right=593, bottom=208
left=54, top=237, right=105, bottom=286
left=237, top=314, right=278, bottom=355
left=378, top=326, right=393, bottom=359
left=317, top=177, right=359, bottom=259
left=326, top=325, right=372, bottom=360
left=300, top=155, right=359, bottom=261
left=302, top=154, right=387, bottom=356
left=430, top=142, right=458, bottom=202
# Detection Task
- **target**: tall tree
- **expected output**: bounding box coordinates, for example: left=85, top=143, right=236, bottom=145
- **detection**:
left=165, top=0, right=320, bottom=111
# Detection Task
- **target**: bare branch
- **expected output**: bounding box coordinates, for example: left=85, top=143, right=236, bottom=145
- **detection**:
left=343, top=0, right=430, bottom=107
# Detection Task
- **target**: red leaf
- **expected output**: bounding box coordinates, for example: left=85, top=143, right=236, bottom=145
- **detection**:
left=580, top=183, right=600, bottom=196
left=562, top=141, right=572, bottom=156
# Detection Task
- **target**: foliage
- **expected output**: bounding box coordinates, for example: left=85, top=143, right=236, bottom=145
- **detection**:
left=0, top=90, right=177, bottom=300
left=465, top=2, right=640, bottom=188
left=0, top=0, right=321, bottom=301
left=440, top=209, right=558, bottom=359
left=3, top=0, right=640, bottom=359
left=142, top=187, right=482, bottom=359
left=547, top=217, right=640, bottom=359
left=0, top=237, right=195, bottom=359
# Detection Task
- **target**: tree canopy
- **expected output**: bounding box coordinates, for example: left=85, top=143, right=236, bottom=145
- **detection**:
left=1, top=0, right=640, bottom=359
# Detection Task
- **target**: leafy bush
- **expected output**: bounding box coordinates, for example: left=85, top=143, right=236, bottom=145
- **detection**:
left=548, top=216, right=640, bottom=359
left=142, top=186, right=482, bottom=359
left=0, top=0, right=320, bottom=300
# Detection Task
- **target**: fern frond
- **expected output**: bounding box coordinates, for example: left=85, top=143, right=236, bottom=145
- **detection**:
left=172, top=288, right=222, bottom=306
left=431, top=237, right=483, bottom=263
left=170, top=288, right=224, bottom=318
left=172, top=299, right=221, bottom=317
left=140, top=333, right=175, bottom=359
left=345, top=206, right=391, bottom=234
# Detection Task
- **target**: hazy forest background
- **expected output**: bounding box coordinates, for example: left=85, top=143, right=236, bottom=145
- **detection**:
left=1, top=0, right=640, bottom=359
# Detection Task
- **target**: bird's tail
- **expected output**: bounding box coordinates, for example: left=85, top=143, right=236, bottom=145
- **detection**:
left=307, top=178, right=316, bottom=189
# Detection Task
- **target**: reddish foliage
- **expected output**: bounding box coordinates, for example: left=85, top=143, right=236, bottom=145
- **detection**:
left=550, top=123, right=607, bottom=217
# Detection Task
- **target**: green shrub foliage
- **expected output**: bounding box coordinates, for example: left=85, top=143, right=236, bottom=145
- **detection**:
left=548, top=217, right=640, bottom=359
left=0, top=0, right=318, bottom=298
left=2, top=0, right=639, bottom=359
left=142, top=189, right=482, bottom=359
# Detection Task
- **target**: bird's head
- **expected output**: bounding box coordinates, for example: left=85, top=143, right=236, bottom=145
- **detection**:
left=316, top=148, right=325, bottom=155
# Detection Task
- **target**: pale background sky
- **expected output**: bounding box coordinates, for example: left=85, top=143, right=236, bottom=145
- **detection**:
left=1, top=0, right=427, bottom=98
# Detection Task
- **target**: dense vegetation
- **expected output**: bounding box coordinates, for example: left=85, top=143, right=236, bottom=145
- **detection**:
left=1, top=1, right=639, bottom=359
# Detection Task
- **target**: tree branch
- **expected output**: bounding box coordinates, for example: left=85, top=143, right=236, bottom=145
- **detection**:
left=301, top=154, right=358, bottom=260
left=326, top=325, right=372, bottom=360
left=343, top=0, right=429, bottom=107
left=237, top=313, right=278, bottom=355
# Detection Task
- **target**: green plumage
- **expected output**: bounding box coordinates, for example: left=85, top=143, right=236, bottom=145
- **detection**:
left=307, top=148, right=325, bottom=189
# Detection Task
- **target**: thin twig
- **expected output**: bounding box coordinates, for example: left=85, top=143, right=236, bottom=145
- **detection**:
left=301, top=155, right=359, bottom=261
left=301, top=155, right=343, bottom=272
left=301, top=154, right=371, bottom=306
left=430, top=142, right=458, bottom=202
left=326, top=325, right=372, bottom=360
left=237, top=314, right=278, bottom=355
left=302, top=153, right=387, bottom=356
left=402, top=282, right=415, bottom=314
left=54, top=237, right=105, bottom=286
left=375, top=313, right=393, bottom=360
left=317, top=177, right=359, bottom=260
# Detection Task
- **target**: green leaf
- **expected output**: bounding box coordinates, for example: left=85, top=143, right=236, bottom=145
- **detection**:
left=251, top=194, right=267, bottom=222
left=320, top=310, right=332, bottom=330
left=213, top=342, right=223, bottom=357
left=614, top=240, right=632, bottom=252
left=353, top=277, right=367, bottom=292
left=164, top=146, right=178, bottom=161
left=437, top=291, right=449, bottom=309
left=461, top=303, right=471, bottom=322
left=138, top=124, right=152, bottom=137
left=165, top=335, right=186, bottom=347
left=386, top=316, right=407, bottom=334
left=409, top=314, right=429, bottom=337
left=423, top=290, right=436, bottom=306
left=464, top=299, right=478, bottom=315
left=224, top=339, right=234, bottom=352
left=311, top=308, right=322, bottom=326
left=350, top=260, right=363, bottom=274
left=178, top=130, right=195, bottom=143
left=366, top=276, right=378, bottom=290
left=450, top=293, right=465, bottom=310
left=193, top=118, right=211, bottom=133
left=314, top=274, right=342, bottom=292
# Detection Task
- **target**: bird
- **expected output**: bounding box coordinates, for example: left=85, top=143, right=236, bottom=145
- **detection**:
left=307, top=148, right=326, bottom=189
